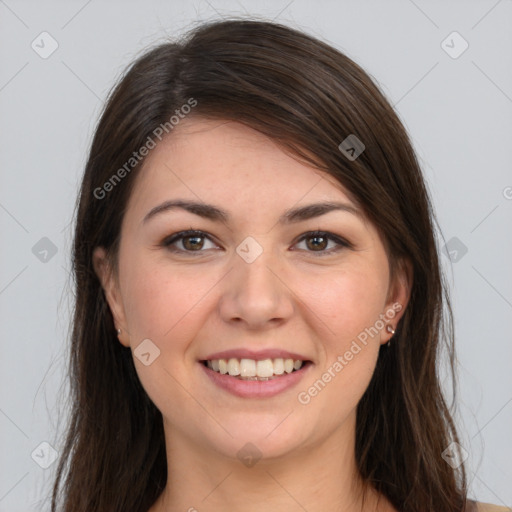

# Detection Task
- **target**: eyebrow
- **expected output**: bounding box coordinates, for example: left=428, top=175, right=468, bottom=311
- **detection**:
left=142, top=199, right=363, bottom=225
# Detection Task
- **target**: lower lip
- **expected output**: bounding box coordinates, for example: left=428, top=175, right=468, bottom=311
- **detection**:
left=200, top=361, right=313, bottom=398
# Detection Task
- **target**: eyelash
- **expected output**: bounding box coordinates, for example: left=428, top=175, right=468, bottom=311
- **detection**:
left=161, top=229, right=352, bottom=257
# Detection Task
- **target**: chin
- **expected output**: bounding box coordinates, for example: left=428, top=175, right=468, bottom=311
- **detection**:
left=202, top=414, right=312, bottom=463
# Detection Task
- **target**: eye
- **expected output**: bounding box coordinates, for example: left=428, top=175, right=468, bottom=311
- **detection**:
left=161, top=229, right=352, bottom=256
left=162, top=230, right=219, bottom=254
left=293, top=231, right=351, bottom=256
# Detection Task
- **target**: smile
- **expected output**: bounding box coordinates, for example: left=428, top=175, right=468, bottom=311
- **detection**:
left=200, top=357, right=313, bottom=398
left=203, top=357, right=305, bottom=380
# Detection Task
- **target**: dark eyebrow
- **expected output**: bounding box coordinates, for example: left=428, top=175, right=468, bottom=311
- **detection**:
left=142, top=199, right=362, bottom=225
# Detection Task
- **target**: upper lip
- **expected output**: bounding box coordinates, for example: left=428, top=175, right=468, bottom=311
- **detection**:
left=201, top=349, right=311, bottom=362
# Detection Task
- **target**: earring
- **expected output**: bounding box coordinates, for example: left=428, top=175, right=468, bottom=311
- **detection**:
left=117, top=328, right=121, bottom=336
left=385, top=324, right=395, bottom=347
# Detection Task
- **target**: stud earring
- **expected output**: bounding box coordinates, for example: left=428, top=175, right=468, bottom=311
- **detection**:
left=117, top=328, right=121, bottom=336
left=385, top=324, right=395, bottom=347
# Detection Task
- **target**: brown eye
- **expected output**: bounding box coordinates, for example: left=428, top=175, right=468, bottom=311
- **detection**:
left=182, top=234, right=205, bottom=251
left=305, top=234, right=328, bottom=251
left=162, top=230, right=218, bottom=254
left=162, top=229, right=351, bottom=257
left=294, top=231, right=351, bottom=256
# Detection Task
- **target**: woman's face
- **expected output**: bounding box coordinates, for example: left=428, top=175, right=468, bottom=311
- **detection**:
left=94, top=118, right=409, bottom=463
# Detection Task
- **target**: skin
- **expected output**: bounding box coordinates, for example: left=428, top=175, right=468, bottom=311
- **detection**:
left=93, top=118, right=411, bottom=512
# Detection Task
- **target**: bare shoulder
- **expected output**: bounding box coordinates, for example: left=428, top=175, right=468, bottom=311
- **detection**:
left=475, top=501, right=512, bottom=512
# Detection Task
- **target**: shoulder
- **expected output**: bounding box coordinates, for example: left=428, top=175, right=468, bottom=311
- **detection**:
left=475, top=501, right=511, bottom=512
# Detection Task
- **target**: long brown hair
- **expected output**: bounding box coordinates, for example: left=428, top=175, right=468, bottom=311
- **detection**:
left=51, top=18, right=469, bottom=512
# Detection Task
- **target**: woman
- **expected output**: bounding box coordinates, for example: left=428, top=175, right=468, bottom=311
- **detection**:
left=50, top=18, right=507, bottom=512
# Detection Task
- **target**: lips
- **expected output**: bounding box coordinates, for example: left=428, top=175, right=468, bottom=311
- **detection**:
left=200, top=349, right=311, bottom=379
left=198, top=348, right=313, bottom=398
left=200, top=359, right=312, bottom=398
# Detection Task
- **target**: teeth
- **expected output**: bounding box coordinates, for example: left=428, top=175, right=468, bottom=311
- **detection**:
left=219, top=359, right=228, bottom=374
left=240, top=358, right=256, bottom=377
left=227, top=358, right=240, bottom=376
left=273, top=358, right=284, bottom=375
left=256, top=359, right=273, bottom=378
left=205, top=357, right=305, bottom=378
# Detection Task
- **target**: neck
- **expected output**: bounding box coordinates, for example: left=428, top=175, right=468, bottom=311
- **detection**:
left=149, top=412, right=393, bottom=512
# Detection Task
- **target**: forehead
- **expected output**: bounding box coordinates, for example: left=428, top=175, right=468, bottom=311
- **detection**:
left=125, top=118, right=362, bottom=224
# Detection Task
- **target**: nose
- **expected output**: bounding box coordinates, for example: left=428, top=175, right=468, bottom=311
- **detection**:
left=218, top=241, right=295, bottom=330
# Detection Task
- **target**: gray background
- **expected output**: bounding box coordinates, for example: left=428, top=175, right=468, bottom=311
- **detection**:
left=1, top=1, right=511, bottom=510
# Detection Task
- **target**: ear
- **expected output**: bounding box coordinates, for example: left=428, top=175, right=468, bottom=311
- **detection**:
left=381, top=258, right=413, bottom=344
left=92, top=246, right=130, bottom=347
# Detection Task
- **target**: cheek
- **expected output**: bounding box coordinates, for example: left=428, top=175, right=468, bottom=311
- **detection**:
left=299, top=274, right=383, bottom=420
left=302, top=265, right=386, bottom=411
left=302, top=264, right=388, bottom=344
left=120, top=252, right=221, bottom=345
left=119, top=256, right=213, bottom=413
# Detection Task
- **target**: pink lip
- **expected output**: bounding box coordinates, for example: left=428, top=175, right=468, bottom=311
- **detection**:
left=200, top=361, right=313, bottom=398
left=201, top=349, right=310, bottom=361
